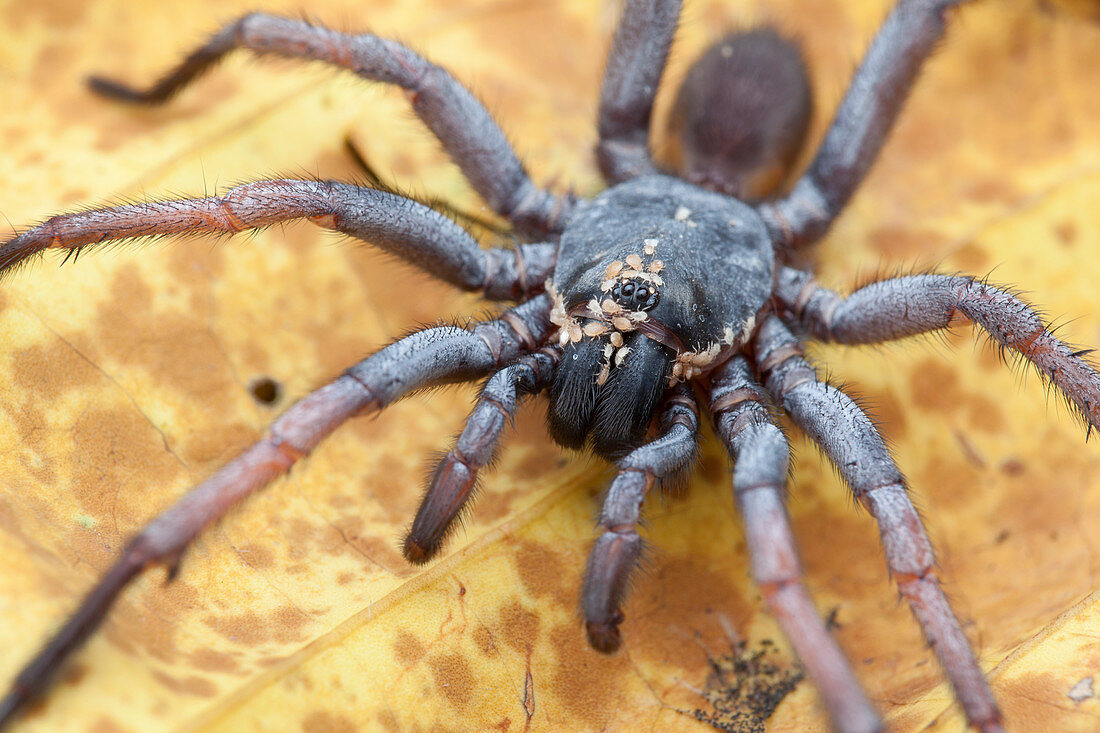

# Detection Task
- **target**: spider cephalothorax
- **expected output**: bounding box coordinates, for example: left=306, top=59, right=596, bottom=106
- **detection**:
left=548, top=176, right=772, bottom=457
left=0, top=1, right=1095, bottom=732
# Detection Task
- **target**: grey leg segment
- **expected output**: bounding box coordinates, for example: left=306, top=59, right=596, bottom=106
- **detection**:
left=0, top=295, right=552, bottom=728
left=757, top=0, right=967, bottom=250
left=88, top=14, right=572, bottom=235
left=596, top=0, right=682, bottom=183
left=0, top=178, right=554, bottom=299
left=582, top=383, right=698, bottom=653
left=405, top=347, right=560, bottom=564
left=776, top=267, right=1100, bottom=429
left=753, top=315, right=1003, bottom=733
left=709, top=356, right=881, bottom=733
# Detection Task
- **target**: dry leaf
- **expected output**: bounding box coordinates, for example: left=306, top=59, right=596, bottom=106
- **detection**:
left=0, top=1, right=1098, bottom=732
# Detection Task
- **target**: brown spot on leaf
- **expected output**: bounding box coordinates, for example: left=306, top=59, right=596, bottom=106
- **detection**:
left=203, top=606, right=310, bottom=646
left=188, top=648, right=241, bottom=674
left=89, top=718, right=129, bottom=733
left=301, top=710, right=358, bottom=733
left=69, top=406, right=183, bottom=523
left=859, top=386, right=908, bottom=442
left=998, top=670, right=1064, bottom=723
left=952, top=241, right=989, bottom=272
left=473, top=624, right=498, bottom=657
left=547, top=624, right=624, bottom=727
left=499, top=600, right=540, bottom=653
left=429, top=651, right=475, bottom=710
left=237, top=542, right=275, bottom=570
left=910, top=358, right=961, bottom=413
left=393, top=629, right=425, bottom=666
left=629, top=556, right=754, bottom=667
left=11, top=340, right=98, bottom=400
left=965, top=392, right=1005, bottom=433
left=869, top=225, right=948, bottom=259
left=513, top=538, right=568, bottom=605
left=150, top=670, right=218, bottom=698
left=1055, top=220, right=1078, bottom=245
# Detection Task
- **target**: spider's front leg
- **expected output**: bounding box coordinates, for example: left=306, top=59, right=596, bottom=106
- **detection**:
left=753, top=315, right=1003, bottom=733
left=581, top=383, right=699, bottom=653
left=709, top=356, right=881, bottom=733
left=776, top=268, right=1100, bottom=429
left=0, top=179, right=554, bottom=300
left=758, top=0, right=969, bottom=250
left=86, top=14, right=572, bottom=235
left=0, top=296, right=552, bottom=728
left=404, top=346, right=560, bottom=563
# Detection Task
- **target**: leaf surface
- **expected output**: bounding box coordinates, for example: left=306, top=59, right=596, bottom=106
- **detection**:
left=0, top=1, right=1098, bottom=731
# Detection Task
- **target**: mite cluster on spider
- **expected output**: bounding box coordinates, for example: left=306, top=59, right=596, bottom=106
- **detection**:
left=0, top=0, right=1097, bottom=731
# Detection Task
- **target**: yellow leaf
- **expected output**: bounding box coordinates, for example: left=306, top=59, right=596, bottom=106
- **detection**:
left=0, top=1, right=1098, bottom=732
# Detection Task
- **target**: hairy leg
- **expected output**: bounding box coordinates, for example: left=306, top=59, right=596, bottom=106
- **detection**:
left=0, top=295, right=552, bottom=728
left=0, top=178, right=555, bottom=300
left=88, top=14, right=571, bottom=235
left=597, top=0, right=682, bottom=183
left=405, top=347, right=560, bottom=564
left=776, top=267, right=1100, bottom=429
left=753, top=315, right=1003, bottom=733
left=582, top=383, right=698, bottom=652
left=709, top=356, right=881, bottom=733
left=757, top=0, right=968, bottom=250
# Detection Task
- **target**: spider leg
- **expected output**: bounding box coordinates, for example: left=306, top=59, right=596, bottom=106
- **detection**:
left=86, top=14, right=572, bottom=236
left=597, top=0, right=682, bottom=183
left=776, top=268, right=1100, bottom=429
left=757, top=0, right=968, bottom=251
left=405, top=347, right=560, bottom=564
left=0, top=295, right=552, bottom=729
left=581, top=383, right=699, bottom=652
left=709, top=356, right=882, bottom=733
left=753, top=314, right=1004, bottom=733
left=0, top=178, right=554, bottom=299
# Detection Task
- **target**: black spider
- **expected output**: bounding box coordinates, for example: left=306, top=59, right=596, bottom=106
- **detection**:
left=0, top=1, right=1096, bottom=731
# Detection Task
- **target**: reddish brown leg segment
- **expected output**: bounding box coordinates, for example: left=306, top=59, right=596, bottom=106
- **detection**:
left=0, top=296, right=552, bottom=728
left=710, top=356, right=882, bottom=733
left=753, top=315, right=1003, bottom=733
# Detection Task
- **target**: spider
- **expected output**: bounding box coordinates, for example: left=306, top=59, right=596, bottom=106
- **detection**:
left=1, top=0, right=1098, bottom=731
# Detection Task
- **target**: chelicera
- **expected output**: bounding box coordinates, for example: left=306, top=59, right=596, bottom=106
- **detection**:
left=0, top=1, right=1095, bottom=731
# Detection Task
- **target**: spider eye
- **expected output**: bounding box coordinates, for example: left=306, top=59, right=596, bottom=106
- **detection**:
left=610, top=279, right=661, bottom=312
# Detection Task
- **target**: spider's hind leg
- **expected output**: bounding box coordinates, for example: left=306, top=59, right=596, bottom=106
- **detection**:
left=597, top=0, right=683, bottom=183
left=759, top=0, right=968, bottom=251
